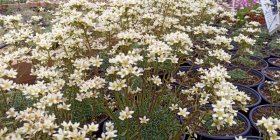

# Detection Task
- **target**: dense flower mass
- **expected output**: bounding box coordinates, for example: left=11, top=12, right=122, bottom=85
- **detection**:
left=257, top=117, right=280, bottom=140
left=0, top=0, right=261, bottom=139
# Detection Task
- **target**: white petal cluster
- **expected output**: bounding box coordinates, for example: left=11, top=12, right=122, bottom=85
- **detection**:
left=188, top=65, right=250, bottom=130
left=257, top=117, right=280, bottom=140
left=119, top=107, right=134, bottom=120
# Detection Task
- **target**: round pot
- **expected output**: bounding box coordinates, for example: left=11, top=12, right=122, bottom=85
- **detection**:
left=257, top=82, right=279, bottom=104
left=270, top=49, right=280, bottom=58
left=261, top=67, right=280, bottom=81
left=227, top=67, right=265, bottom=88
left=249, top=105, right=280, bottom=135
left=231, top=56, right=269, bottom=71
left=267, top=58, right=280, bottom=68
left=236, top=85, right=262, bottom=110
left=197, top=112, right=251, bottom=140
left=179, top=106, right=251, bottom=140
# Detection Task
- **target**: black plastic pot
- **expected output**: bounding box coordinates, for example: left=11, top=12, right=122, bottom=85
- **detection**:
left=261, top=67, right=280, bottom=81
left=257, top=82, right=275, bottom=104
left=0, top=43, right=7, bottom=49
left=196, top=113, right=251, bottom=140
left=267, top=58, right=280, bottom=67
left=230, top=56, right=269, bottom=71
left=93, top=115, right=109, bottom=137
left=244, top=136, right=264, bottom=140
left=249, top=105, right=280, bottom=135
left=236, top=85, right=262, bottom=110
left=227, top=67, right=265, bottom=88
left=179, top=107, right=251, bottom=140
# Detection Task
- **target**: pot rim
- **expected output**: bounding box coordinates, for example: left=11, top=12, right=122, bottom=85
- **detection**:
left=261, top=67, right=280, bottom=81
left=267, top=58, right=280, bottom=67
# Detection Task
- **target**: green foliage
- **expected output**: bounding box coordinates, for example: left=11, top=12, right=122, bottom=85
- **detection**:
left=236, top=5, right=259, bottom=28
left=232, top=56, right=257, bottom=68
left=115, top=107, right=181, bottom=140
left=228, top=69, right=249, bottom=81
left=0, top=0, right=27, bottom=4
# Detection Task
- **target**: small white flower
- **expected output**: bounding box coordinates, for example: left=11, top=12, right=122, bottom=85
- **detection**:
left=139, top=116, right=150, bottom=124
left=177, top=71, right=185, bottom=76
left=119, top=107, right=134, bottom=120
left=169, top=104, right=178, bottom=111
left=6, top=108, right=18, bottom=118
left=151, top=75, right=162, bottom=86
left=177, top=107, right=190, bottom=118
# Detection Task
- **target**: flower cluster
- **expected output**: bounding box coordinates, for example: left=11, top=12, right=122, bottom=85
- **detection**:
left=0, top=0, right=253, bottom=139
left=257, top=117, right=280, bottom=140
left=186, top=65, right=250, bottom=129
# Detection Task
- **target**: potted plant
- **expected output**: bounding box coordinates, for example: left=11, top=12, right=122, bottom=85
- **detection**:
left=231, top=21, right=268, bottom=71
left=249, top=105, right=280, bottom=140
left=268, top=38, right=280, bottom=58
left=261, top=67, right=280, bottom=81
left=227, top=67, right=265, bottom=88
left=0, top=0, right=257, bottom=139
left=176, top=66, right=251, bottom=140
left=258, top=81, right=280, bottom=104
left=268, top=58, right=280, bottom=68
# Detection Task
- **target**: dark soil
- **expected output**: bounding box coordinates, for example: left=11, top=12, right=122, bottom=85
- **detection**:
left=189, top=110, right=247, bottom=136
left=272, top=59, right=280, bottom=67
left=228, top=73, right=261, bottom=86
left=264, top=69, right=280, bottom=81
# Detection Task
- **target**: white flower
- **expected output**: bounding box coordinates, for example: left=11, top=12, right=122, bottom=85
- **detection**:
left=119, top=107, right=134, bottom=120
left=177, top=71, right=185, bottom=76
left=88, top=122, right=99, bottom=132
left=177, top=107, right=189, bottom=118
left=257, top=117, right=280, bottom=140
left=169, top=104, right=178, bottom=111
left=195, top=58, right=204, bottom=65
left=139, top=116, right=150, bottom=124
left=108, top=79, right=127, bottom=91
left=6, top=108, right=18, bottom=118
left=151, top=75, right=162, bottom=86
left=0, top=127, right=8, bottom=137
